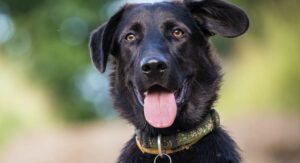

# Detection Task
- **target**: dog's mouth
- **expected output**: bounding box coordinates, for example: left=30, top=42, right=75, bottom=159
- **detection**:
left=132, top=80, right=189, bottom=128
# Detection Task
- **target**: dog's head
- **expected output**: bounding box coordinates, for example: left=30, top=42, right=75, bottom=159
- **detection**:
left=90, top=0, right=248, bottom=132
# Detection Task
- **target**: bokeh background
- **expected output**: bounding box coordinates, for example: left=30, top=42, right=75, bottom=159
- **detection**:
left=0, top=0, right=299, bottom=162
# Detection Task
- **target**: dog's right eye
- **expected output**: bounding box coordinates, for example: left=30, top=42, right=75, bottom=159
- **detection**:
left=172, top=29, right=184, bottom=38
left=125, top=33, right=136, bottom=42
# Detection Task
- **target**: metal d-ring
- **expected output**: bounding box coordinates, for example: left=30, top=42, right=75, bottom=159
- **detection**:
left=154, top=135, right=172, bottom=163
left=154, top=153, right=172, bottom=163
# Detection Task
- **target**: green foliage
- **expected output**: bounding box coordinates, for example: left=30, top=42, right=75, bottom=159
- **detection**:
left=0, top=111, right=22, bottom=147
left=1, top=0, right=113, bottom=122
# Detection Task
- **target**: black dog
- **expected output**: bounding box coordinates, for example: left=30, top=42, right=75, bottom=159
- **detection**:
left=89, top=0, right=249, bottom=162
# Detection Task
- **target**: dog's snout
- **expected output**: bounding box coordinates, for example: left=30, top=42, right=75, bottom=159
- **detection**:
left=141, top=56, right=168, bottom=77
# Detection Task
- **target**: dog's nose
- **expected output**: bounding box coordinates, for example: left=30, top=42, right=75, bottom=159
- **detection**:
left=141, top=57, right=168, bottom=77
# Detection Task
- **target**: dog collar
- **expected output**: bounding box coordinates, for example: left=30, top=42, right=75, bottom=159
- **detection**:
left=135, top=109, right=220, bottom=155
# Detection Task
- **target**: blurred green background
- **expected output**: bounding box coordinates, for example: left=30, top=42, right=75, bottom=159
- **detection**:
left=0, top=0, right=299, bottom=163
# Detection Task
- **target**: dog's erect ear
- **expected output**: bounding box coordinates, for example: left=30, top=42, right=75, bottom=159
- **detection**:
left=89, top=7, right=126, bottom=73
left=185, top=0, right=249, bottom=38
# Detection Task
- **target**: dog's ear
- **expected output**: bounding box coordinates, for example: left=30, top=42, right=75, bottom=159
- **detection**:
left=185, top=0, right=249, bottom=38
left=89, top=7, right=126, bottom=73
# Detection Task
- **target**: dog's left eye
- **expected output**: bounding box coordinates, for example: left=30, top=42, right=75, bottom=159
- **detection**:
left=172, top=29, right=184, bottom=38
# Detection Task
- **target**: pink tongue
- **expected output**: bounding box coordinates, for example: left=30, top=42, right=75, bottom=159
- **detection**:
left=144, top=91, right=177, bottom=128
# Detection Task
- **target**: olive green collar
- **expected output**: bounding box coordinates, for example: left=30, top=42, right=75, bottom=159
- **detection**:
left=135, top=109, right=220, bottom=155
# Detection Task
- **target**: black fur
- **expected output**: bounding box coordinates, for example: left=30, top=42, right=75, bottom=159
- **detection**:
left=89, top=0, right=249, bottom=162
